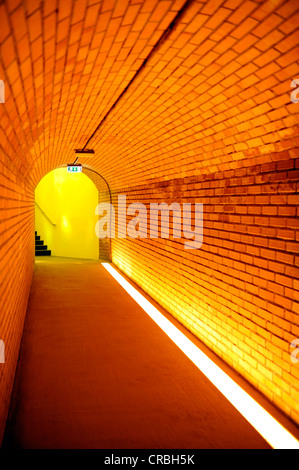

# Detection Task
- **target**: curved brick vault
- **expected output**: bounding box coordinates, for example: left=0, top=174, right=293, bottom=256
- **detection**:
left=0, top=0, right=299, bottom=443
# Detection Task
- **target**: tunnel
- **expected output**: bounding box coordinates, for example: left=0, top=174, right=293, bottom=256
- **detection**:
left=0, top=0, right=299, bottom=451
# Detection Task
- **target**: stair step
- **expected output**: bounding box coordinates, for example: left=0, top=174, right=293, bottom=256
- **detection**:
left=35, top=250, right=51, bottom=256
left=34, top=231, right=51, bottom=257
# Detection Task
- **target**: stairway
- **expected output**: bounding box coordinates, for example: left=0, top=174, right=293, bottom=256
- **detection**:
left=35, top=231, right=51, bottom=256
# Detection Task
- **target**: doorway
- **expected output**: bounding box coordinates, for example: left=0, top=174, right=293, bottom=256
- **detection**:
left=35, top=168, right=99, bottom=260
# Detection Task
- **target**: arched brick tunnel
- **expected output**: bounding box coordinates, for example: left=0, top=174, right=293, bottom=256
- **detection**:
left=0, top=0, right=299, bottom=448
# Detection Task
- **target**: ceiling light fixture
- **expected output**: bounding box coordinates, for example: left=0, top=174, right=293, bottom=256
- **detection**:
left=74, top=149, right=95, bottom=157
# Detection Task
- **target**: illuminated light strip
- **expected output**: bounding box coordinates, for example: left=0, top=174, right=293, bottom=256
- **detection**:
left=102, top=262, right=299, bottom=450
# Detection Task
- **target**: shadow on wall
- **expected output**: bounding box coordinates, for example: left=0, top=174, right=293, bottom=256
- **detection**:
left=35, top=167, right=99, bottom=260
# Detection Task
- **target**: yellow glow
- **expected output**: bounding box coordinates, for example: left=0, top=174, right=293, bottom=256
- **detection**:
left=102, top=262, right=299, bottom=450
left=61, top=216, right=69, bottom=230
left=35, top=168, right=99, bottom=259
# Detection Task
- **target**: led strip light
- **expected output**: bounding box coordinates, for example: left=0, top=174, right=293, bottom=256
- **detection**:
left=102, top=262, right=299, bottom=450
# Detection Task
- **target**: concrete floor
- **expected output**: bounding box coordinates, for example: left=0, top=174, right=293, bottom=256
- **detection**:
left=3, top=257, right=273, bottom=449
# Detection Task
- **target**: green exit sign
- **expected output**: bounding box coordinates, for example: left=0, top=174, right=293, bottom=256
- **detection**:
left=67, top=164, right=82, bottom=173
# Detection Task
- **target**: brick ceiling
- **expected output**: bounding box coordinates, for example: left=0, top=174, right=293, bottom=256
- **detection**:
left=0, top=0, right=298, bottom=191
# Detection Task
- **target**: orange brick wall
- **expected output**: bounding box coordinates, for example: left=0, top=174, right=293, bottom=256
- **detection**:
left=0, top=161, right=35, bottom=441
left=111, top=155, right=299, bottom=424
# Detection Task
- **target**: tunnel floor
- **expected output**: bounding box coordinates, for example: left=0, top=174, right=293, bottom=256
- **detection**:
left=3, top=257, right=271, bottom=449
